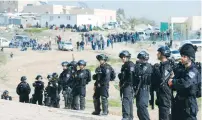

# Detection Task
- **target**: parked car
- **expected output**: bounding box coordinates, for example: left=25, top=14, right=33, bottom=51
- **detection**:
left=0, top=37, right=10, bottom=48
left=58, top=42, right=73, bottom=51
left=180, top=39, right=202, bottom=50
left=170, top=49, right=181, bottom=61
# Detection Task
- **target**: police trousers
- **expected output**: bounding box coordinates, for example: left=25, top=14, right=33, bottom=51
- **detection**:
left=121, top=85, right=133, bottom=120
left=136, top=88, right=150, bottom=120
left=172, top=96, right=198, bottom=120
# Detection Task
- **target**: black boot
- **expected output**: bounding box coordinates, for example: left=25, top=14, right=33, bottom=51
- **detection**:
left=80, top=95, right=85, bottom=110
left=92, top=98, right=101, bottom=115
left=101, top=96, right=108, bottom=116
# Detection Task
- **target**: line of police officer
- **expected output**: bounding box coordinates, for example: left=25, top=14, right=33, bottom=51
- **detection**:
left=16, top=43, right=200, bottom=120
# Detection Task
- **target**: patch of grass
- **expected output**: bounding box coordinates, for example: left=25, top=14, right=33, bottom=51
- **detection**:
left=86, top=65, right=97, bottom=72
left=87, top=99, right=121, bottom=107
left=24, top=28, right=48, bottom=33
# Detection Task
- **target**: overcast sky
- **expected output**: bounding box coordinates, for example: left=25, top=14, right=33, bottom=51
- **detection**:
left=49, top=0, right=201, bottom=23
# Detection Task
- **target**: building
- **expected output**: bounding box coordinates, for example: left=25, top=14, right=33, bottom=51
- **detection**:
left=23, top=4, right=116, bottom=26
left=170, top=16, right=201, bottom=39
left=40, top=14, right=97, bottom=27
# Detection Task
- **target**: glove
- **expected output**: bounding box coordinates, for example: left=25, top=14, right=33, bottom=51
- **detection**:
left=118, top=73, right=122, bottom=80
left=92, top=74, right=97, bottom=80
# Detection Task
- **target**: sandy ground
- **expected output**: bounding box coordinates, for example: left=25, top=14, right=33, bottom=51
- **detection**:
left=0, top=29, right=201, bottom=120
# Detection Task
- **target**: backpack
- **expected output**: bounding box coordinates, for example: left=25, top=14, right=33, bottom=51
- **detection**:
left=85, top=69, right=91, bottom=84
left=19, top=82, right=29, bottom=94
left=110, top=66, right=116, bottom=81
left=195, top=62, right=201, bottom=98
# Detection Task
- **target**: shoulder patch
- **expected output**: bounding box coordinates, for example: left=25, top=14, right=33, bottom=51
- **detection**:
left=106, top=69, right=110, bottom=73
left=66, top=74, right=70, bottom=78
left=130, top=67, right=134, bottom=71
left=188, top=72, right=196, bottom=79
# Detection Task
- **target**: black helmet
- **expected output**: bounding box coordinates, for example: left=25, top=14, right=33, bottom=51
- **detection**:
left=61, top=61, right=69, bottom=66
left=96, top=54, right=108, bottom=61
left=119, top=50, right=131, bottom=58
left=77, top=60, right=86, bottom=66
left=52, top=73, right=58, bottom=78
left=179, top=43, right=197, bottom=60
left=69, top=61, right=77, bottom=67
left=157, top=46, right=171, bottom=57
left=137, top=51, right=149, bottom=60
left=35, top=75, right=42, bottom=80
left=21, top=76, right=27, bottom=81
left=47, top=74, right=52, bottom=79
left=3, top=90, right=9, bottom=95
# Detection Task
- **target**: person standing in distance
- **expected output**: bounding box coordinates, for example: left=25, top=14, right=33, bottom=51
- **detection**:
left=133, top=51, right=153, bottom=120
left=152, top=46, right=173, bottom=120
left=168, top=43, right=200, bottom=120
left=92, top=54, right=112, bottom=116
left=16, top=76, right=31, bottom=103
left=118, top=50, right=135, bottom=120
left=32, top=75, right=44, bottom=105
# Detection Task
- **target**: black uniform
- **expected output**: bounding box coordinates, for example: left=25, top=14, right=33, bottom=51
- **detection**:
left=48, top=79, right=61, bottom=108
left=133, top=62, right=152, bottom=120
left=93, top=63, right=111, bottom=115
left=44, top=80, right=52, bottom=106
left=1, top=95, right=12, bottom=100
left=72, top=69, right=91, bottom=110
left=59, top=69, right=72, bottom=108
left=16, top=81, right=31, bottom=103
left=172, top=43, right=200, bottom=120
left=119, top=61, right=135, bottom=120
left=152, top=61, right=173, bottom=120
left=32, top=80, right=44, bottom=105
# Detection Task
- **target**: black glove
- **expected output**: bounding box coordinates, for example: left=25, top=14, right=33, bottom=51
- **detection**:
left=118, top=73, right=122, bottom=80
left=92, top=74, right=97, bottom=80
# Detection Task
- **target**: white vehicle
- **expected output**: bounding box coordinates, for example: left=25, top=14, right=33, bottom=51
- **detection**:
left=58, top=42, right=73, bottom=51
left=170, top=49, right=181, bottom=61
left=180, top=39, right=202, bottom=49
left=138, top=31, right=150, bottom=40
left=0, top=37, right=10, bottom=48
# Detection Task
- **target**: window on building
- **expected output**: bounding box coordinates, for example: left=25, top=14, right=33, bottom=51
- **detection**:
left=67, top=16, right=71, bottom=20
left=110, top=16, right=112, bottom=20
left=50, top=16, right=53, bottom=21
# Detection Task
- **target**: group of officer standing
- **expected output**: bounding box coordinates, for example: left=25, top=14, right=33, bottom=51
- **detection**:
left=15, top=43, right=200, bottom=120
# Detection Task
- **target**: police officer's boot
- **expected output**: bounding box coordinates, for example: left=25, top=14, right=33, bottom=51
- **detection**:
left=92, top=98, right=101, bottom=115
left=101, top=96, right=108, bottom=116
left=80, top=95, right=85, bottom=110
left=73, top=95, right=80, bottom=110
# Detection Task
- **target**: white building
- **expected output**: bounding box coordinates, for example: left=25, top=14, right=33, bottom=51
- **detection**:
left=170, top=16, right=201, bottom=39
left=40, top=14, right=98, bottom=27
left=23, top=4, right=116, bottom=26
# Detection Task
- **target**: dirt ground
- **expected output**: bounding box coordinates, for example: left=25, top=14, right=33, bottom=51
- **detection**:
left=0, top=29, right=201, bottom=120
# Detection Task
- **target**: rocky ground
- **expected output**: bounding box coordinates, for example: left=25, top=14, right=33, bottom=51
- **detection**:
left=0, top=29, right=201, bottom=120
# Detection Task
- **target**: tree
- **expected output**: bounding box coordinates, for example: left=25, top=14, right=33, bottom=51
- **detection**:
left=128, top=17, right=138, bottom=30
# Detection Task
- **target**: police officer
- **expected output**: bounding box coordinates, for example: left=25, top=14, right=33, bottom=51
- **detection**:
left=44, top=74, right=52, bottom=106
left=152, top=46, right=173, bottom=120
left=92, top=54, right=111, bottom=116
left=59, top=61, right=72, bottom=109
left=32, top=75, right=44, bottom=105
left=16, top=76, right=31, bottom=103
left=168, top=43, right=199, bottom=120
left=133, top=51, right=153, bottom=120
left=72, top=60, right=91, bottom=110
left=1, top=90, right=12, bottom=100
left=118, top=50, right=135, bottom=120
left=49, top=73, right=61, bottom=108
